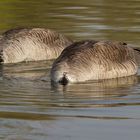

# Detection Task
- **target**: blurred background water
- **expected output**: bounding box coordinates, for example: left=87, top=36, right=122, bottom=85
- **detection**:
left=0, top=0, right=140, bottom=140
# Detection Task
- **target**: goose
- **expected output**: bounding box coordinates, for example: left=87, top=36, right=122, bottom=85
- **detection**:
left=0, top=28, right=73, bottom=63
left=51, top=40, right=140, bottom=85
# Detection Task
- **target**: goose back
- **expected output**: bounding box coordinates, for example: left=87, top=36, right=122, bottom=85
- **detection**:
left=51, top=40, right=138, bottom=84
left=0, top=28, right=73, bottom=63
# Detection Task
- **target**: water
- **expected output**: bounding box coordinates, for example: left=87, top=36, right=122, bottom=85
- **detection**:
left=0, top=0, right=140, bottom=140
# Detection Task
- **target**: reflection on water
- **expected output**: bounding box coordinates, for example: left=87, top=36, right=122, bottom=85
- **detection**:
left=0, top=0, right=140, bottom=45
left=0, top=0, right=140, bottom=140
left=0, top=61, right=140, bottom=140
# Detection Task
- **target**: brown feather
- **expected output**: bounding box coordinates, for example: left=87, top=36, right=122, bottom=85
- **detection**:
left=0, top=27, right=73, bottom=63
left=51, top=40, right=138, bottom=83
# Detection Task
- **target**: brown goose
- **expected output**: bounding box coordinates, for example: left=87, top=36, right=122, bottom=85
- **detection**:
left=51, top=40, right=139, bottom=85
left=0, top=28, right=73, bottom=63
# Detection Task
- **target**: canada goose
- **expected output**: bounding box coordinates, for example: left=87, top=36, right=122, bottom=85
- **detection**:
left=0, top=28, right=73, bottom=63
left=51, top=40, right=140, bottom=85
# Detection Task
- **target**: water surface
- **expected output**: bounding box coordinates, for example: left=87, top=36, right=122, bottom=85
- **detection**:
left=0, top=0, right=140, bottom=140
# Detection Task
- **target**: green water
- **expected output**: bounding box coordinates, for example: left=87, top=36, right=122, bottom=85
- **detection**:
left=0, top=0, right=140, bottom=140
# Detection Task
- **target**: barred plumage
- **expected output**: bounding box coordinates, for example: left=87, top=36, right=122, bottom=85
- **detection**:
left=0, top=28, right=73, bottom=63
left=51, top=40, right=139, bottom=84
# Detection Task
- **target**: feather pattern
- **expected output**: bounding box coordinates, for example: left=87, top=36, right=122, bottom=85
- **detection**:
left=51, top=40, right=138, bottom=83
left=0, top=28, right=73, bottom=63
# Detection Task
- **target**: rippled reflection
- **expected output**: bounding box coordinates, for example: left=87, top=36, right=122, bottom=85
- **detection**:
left=52, top=75, right=139, bottom=97
left=0, top=0, right=140, bottom=45
left=0, top=61, right=139, bottom=111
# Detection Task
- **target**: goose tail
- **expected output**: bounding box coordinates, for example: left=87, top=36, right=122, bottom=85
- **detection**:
left=133, top=47, right=140, bottom=65
left=58, top=72, right=69, bottom=85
